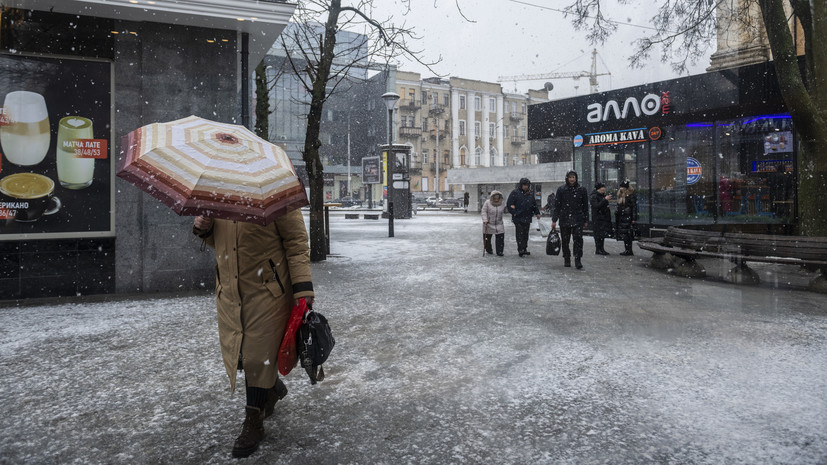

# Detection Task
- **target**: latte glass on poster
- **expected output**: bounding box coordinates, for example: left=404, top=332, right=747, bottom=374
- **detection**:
left=0, top=91, right=50, bottom=166
left=57, top=116, right=95, bottom=189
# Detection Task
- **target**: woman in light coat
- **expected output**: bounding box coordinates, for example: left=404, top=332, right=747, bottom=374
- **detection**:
left=194, top=208, right=314, bottom=458
left=481, top=190, right=506, bottom=256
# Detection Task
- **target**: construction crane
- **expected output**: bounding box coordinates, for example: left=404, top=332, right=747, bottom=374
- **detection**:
left=498, top=49, right=611, bottom=94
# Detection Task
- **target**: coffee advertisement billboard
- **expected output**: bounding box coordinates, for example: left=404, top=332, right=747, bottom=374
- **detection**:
left=0, top=54, right=113, bottom=239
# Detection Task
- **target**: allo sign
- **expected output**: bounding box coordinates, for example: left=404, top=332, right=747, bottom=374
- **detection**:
left=587, top=93, right=665, bottom=123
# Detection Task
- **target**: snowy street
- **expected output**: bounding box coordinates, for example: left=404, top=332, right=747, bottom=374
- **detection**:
left=1, top=211, right=826, bottom=464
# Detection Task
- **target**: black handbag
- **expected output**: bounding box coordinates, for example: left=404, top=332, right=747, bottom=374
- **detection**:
left=546, top=229, right=561, bottom=256
left=297, top=308, right=335, bottom=385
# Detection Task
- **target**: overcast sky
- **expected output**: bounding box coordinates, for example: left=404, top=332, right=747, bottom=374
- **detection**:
left=359, top=0, right=715, bottom=100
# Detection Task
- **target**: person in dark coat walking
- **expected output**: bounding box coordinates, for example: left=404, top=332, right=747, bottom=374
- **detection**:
left=552, top=171, right=589, bottom=269
left=590, top=182, right=613, bottom=255
left=615, top=180, right=638, bottom=256
left=506, top=177, right=541, bottom=257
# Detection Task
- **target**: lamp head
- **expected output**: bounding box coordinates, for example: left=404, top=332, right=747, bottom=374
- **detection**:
left=381, top=92, right=400, bottom=111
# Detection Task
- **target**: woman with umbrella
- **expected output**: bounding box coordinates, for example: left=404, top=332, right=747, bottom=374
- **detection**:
left=194, top=210, right=314, bottom=458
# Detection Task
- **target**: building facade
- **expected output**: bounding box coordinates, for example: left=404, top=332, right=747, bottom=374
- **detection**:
left=0, top=1, right=295, bottom=299
left=393, top=71, right=551, bottom=205
left=529, top=60, right=797, bottom=235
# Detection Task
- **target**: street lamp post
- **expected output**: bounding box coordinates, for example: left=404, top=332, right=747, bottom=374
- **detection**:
left=382, top=91, right=400, bottom=237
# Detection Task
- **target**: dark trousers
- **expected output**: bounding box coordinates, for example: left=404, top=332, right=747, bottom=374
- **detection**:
left=595, top=236, right=605, bottom=253
left=514, top=222, right=530, bottom=253
left=484, top=233, right=504, bottom=254
left=560, top=224, right=583, bottom=259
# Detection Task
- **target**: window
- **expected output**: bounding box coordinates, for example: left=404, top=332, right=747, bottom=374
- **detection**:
left=490, top=148, right=497, bottom=166
left=408, top=90, right=415, bottom=102
left=432, top=93, right=439, bottom=104
left=489, top=97, right=495, bottom=111
left=422, top=149, right=429, bottom=164
left=475, top=147, right=483, bottom=165
left=421, top=92, right=428, bottom=104
left=504, top=101, right=510, bottom=113
left=474, top=96, right=481, bottom=111
left=489, top=122, right=495, bottom=137
left=474, top=121, right=481, bottom=138
left=521, top=103, right=526, bottom=114
left=459, top=95, right=466, bottom=109
left=444, top=119, right=449, bottom=131
left=459, top=120, right=466, bottom=136
left=504, top=125, right=510, bottom=137
left=401, top=115, right=408, bottom=127
left=443, top=93, right=449, bottom=106
left=422, top=117, right=428, bottom=131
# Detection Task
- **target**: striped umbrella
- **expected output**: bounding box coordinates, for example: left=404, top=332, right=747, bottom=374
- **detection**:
left=117, top=115, right=307, bottom=225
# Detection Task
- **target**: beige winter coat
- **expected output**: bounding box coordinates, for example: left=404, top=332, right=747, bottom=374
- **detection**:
left=196, top=209, right=314, bottom=391
left=481, top=190, right=506, bottom=234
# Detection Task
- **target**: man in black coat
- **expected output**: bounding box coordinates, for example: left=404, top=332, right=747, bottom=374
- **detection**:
left=506, top=177, right=541, bottom=257
left=590, top=182, right=613, bottom=256
left=552, top=171, right=589, bottom=269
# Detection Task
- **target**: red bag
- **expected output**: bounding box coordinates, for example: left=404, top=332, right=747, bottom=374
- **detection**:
left=278, top=297, right=308, bottom=376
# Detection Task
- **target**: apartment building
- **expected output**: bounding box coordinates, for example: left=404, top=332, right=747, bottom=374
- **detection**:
left=394, top=71, right=548, bottom=200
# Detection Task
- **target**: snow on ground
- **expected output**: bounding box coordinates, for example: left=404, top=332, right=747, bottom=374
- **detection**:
left=1, top=211, right=826, bottom=464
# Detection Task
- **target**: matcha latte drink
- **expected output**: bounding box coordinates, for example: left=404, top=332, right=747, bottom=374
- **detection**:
left=57, top=116, right=94, bottom=189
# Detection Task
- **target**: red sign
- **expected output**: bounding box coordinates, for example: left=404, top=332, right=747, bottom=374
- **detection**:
left=648, top=127, right=662, bottom=140
left=661, top=92, right=671, bottom=115
left=62, top=139, right=109, bottom=159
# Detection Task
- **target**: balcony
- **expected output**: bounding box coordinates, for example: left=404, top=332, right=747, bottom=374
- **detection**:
left=400, top=99, right=420, bottom=111
left=429, top=128, right=450, bottom=139
left=511, top=136, right=525, bottom=145
left=509, top=112, right=523, bottom=121
left=428, top=103, right=446, bottom=115
left=399, top=126, right=422, bottom=138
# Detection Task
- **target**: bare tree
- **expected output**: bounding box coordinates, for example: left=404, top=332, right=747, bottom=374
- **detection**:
left=268, top=0, right=438, bottom=261
left=565, top=0, right=827, bottom=236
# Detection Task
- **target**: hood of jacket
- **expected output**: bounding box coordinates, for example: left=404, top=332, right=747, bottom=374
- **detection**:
left=565, top=171, right=579, bottom=188
left=489, top=190, right=504, bottom=206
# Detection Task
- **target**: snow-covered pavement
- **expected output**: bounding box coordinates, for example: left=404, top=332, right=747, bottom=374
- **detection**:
left=1, top=211, right=826, bottom=464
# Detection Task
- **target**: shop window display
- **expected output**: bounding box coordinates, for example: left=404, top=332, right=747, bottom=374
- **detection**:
left=716, top=115, right=793, bottom=223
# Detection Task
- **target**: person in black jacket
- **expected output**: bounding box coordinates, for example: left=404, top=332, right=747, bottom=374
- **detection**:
left=506, top=177, right=541, bottom=257
left=615, top=180, right=638, bottom=256
left=590, top=182, right=613, bottom=256
left=552, top=171, right=589, bottom=269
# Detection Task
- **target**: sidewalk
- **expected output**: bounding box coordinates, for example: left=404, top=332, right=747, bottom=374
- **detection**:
left=1, top=211, right=825, bottom=464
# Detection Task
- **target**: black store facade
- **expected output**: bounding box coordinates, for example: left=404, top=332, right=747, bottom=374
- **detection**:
left=529, top=61, right=797, bottom=235
left=0, top=1, right=294, bottom=300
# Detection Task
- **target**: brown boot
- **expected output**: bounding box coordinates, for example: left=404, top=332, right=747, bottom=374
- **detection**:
left=263, top=378, right=288, bottom=420
left=231, top=406, right=265, bottom=458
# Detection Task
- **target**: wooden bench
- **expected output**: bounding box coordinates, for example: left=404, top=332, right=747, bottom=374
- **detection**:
left=638, top=226, right=827, bottom=292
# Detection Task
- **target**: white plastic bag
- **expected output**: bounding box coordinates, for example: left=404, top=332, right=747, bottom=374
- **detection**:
left=537, top=220, right=552, bottom=237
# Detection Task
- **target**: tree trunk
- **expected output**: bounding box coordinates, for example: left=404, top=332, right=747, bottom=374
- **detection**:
left=303, top=0, right=342, bottom=261
left=758, top=0, right=827, bottom=236
left=254, top=61, right=269, bottom=139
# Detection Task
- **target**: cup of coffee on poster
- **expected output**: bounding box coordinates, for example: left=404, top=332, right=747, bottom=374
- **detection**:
left=0, top=172, right=61, bottom=222
left=0, top=91, right=50, bottom=166
left=57, top=116, right=97, bottom=189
